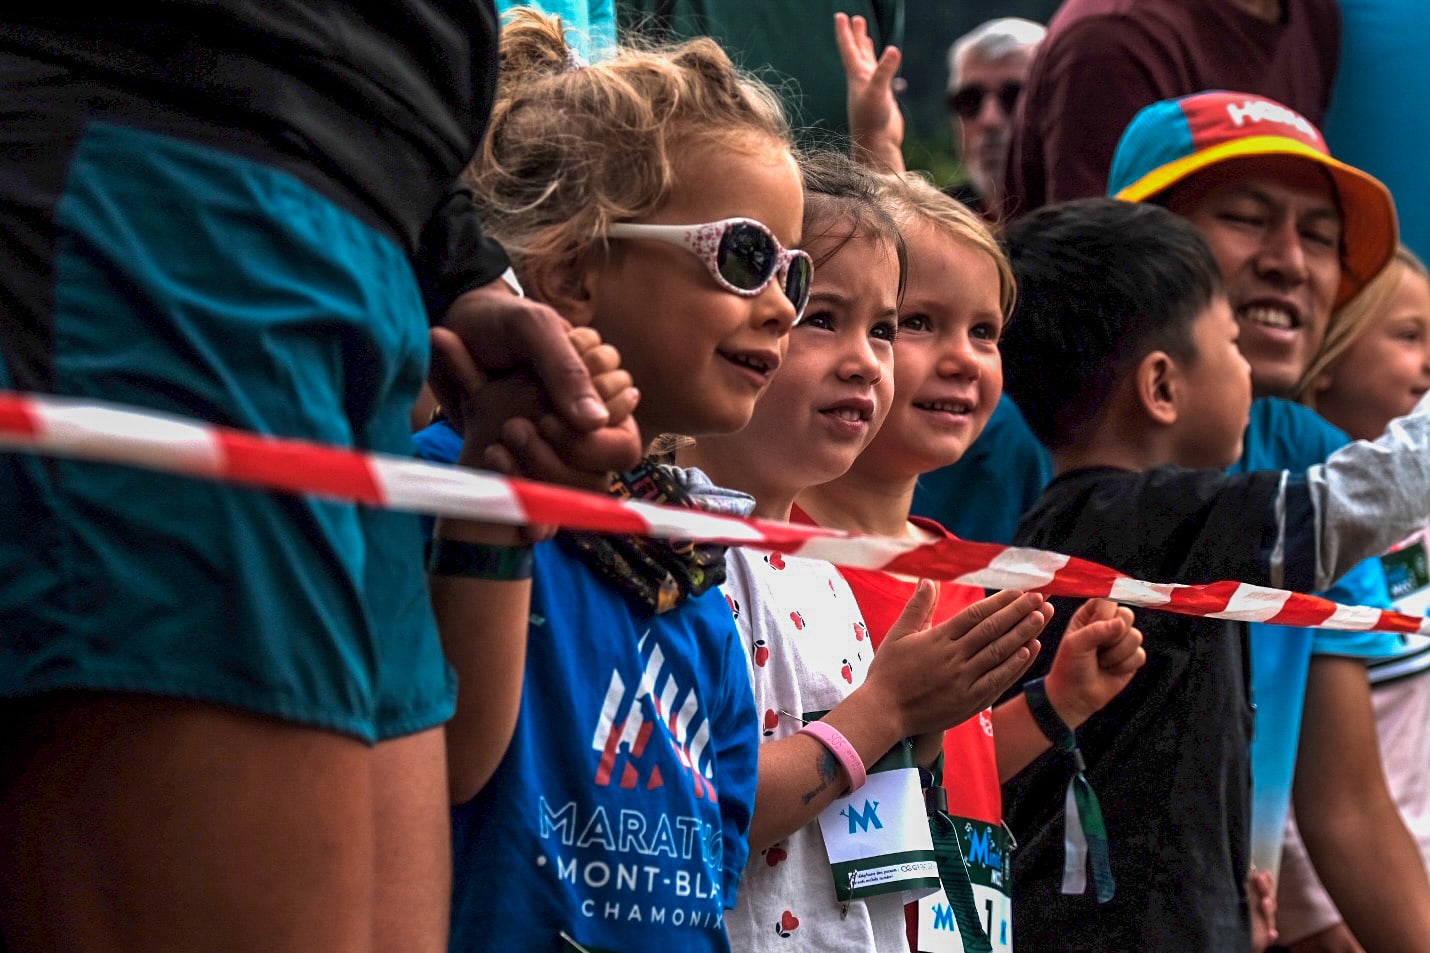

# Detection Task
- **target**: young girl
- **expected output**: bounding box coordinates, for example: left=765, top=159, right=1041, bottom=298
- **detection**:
left=420, top=12, right=811, bottom=951
left=794, top=171, right=1146, bottom=952
left=1301, top=246, right=1430, bottom=442
left=680, top=151, right=1060, bottom=951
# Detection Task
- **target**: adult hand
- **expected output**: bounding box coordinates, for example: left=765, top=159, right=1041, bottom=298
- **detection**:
left=483, top=327, right=641, bottom=492
left=429, top=279, right=644, bottom=477
left=834, top=11, right=906, bottom=173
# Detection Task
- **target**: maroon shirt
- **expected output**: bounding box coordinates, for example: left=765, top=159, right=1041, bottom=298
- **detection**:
left=1004, top=0, right=1340, bottom=217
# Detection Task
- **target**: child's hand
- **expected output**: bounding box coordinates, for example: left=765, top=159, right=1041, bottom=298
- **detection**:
left=1042, top=598, right=1145, bottom=728
left=428, top=284, right=644, bottom=480
left=431, top=323, right=641, bottom=492
left=1247, top=866, right=1280, bottom=953
left=834, top=12, right=905, bottom=172
left=863, top=584, right=1049, bottom=739
left=484, top=326, right=641, bottom=491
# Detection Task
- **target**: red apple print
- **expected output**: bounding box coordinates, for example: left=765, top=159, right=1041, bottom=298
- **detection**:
left=766, top=552, right=786, bottom=571
left=853, top=621, right=867, bottom=641
left=840, top=659, right=853, bottom=683
left=790, top=610, right=805, bottom=631
left=754, top=639, right=770, bottom=667
left=764, top=846, right=788, bottom=867
left=776, top=910, right=800, bottom=937
left=725, top=593, right=740, bottom=619
left=763, top=709, right=779, bottom=736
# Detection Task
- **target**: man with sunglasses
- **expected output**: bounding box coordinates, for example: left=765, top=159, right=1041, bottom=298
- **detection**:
left=1002, top=0, right=1339, bottom=218
left=944, top=16, right=1044, bottom=221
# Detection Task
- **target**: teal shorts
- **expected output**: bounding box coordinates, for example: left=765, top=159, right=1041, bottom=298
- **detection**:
left=0, top=122, right=454, bottom=742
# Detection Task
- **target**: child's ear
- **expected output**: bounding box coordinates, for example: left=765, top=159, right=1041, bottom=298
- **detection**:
left=522, top=256, right=601, bottom=327
left=1134, top=350, right=1180, bottom=427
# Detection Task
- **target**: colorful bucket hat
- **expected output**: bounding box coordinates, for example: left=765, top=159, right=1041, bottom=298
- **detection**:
left=1108, top=91, right=1398, bottom=306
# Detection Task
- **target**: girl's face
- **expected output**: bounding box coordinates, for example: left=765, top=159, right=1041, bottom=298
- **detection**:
left=728, top=229, right=899, bottom=497
left=587, top=137, right=804, bottom=438
left=1316, top=266, right=1430, bottom=440
left=855, top=221, right=1004, bottom=480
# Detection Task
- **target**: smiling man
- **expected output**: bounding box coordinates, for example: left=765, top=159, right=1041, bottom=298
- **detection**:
left=1110, top=92, right=1395, bottom=400
left=1098, top=91, right=1430, bottom=953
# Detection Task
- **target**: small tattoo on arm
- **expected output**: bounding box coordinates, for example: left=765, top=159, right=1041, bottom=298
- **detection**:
left=799, top=748, right=840, bottom=804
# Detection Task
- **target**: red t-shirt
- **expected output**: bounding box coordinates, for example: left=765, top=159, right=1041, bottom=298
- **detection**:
left=791, top=509, right=1007, bottom=950
left=1004, top=0, right=1340, bottom=215
left=788, top=509, right=1002, bottom=821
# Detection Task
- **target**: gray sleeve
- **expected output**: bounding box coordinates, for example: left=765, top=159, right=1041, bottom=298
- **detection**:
left=1305, top=391, right=1430, bottom=590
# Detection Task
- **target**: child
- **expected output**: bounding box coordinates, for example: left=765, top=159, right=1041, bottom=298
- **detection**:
left=1301, top=246, right=1430, bottom=442
left=1275, top=246, right=1430, bottom=951
left=680, top=151, right=1054, bottom=950
left=795, top=172, right=1146, bottom=953
left=420, top=12, right=810, bottom=951
left=996, top=198, right=1430, bottom=953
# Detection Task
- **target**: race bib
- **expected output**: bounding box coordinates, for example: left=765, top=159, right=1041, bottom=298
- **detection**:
left=813, top=732, right=941, bottom=904
left=916, top=818, right=1012, bottom=953
left=1383, top=537, right=1430, bottom=615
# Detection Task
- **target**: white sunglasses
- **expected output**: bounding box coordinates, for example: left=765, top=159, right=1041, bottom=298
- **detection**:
left=607, top=217, right=813, bottom=320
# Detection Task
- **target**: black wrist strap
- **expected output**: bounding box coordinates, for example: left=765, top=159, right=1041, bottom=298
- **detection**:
left=1024, top=677, right=1074, bottom=750
left=425, top=537, right=534, bottom=580
left=1023, top=676, right=1116, bottom=904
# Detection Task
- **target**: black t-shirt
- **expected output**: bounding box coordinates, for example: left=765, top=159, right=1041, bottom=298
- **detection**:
left=1005, top=464, right=1294, bottom=952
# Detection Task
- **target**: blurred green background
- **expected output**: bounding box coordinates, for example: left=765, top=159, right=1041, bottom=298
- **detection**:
left=897, top=0, right=1059, bottom=186
left=616, top=1, right=1062, bottom=189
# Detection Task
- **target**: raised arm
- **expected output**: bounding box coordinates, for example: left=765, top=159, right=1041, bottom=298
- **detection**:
left=1308, top=390, right=1430, bottom=589
left=428, top=319, right=639, bottom=804
left=834, top=12, right=906, bottom=174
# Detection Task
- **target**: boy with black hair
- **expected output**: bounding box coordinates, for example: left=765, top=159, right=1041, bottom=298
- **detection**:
left=997, top=197, right=1430, bottom=953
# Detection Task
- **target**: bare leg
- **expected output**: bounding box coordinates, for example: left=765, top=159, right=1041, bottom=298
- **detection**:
left=0, top=693, right=377, bottom=953
left=371, top=727, right=450, bottom=953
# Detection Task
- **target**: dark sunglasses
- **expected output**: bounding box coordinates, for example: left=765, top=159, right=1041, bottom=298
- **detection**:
left=607, top=217, right=814, bottom=321
left=946, top=81, right=1024, bottom=120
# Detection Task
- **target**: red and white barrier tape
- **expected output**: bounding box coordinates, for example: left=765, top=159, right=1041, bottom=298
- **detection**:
left=0, top=390, right=1424, bottom=635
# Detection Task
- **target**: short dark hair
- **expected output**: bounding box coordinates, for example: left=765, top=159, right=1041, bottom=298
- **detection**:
left=1000, top=198, right=1224, bottom=451
left=800, top=149, right=907, bottom=303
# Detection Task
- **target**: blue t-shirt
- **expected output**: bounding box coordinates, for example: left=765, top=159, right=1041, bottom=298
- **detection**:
left=450, top=544, right=759, bottom=952
left=1324, top=0, right=1430, bottom=262
left=413, top=422, right=760, bottom=952
left=1229, top=397, right=1402, bottom=874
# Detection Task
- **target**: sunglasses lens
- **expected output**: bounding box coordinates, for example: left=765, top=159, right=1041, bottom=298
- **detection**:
left=948, top=84, right=1023, bottom=119
left=999, top=82, right=1023, bottom=115
left=717, top=222, right=778, bottom=291
left=948, top=87, right=981, bottom=119
left=785, top=254, right=813, bottom=317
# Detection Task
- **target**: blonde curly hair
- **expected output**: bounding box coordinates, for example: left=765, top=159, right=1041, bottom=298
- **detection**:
left=467, top=9, right=793, bottom=290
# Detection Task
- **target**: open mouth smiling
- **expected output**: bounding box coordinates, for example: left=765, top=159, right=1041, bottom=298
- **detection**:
left=1238, top=304, right=1300, bottom=332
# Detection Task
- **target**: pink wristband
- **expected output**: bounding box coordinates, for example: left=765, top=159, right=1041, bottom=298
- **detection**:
left=798, top=720, right=867, bottom=793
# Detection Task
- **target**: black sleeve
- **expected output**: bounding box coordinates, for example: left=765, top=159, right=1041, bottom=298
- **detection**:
left=1017, top=465, right=1293, bottom=590
left=413, top=182, right=511, bottom=325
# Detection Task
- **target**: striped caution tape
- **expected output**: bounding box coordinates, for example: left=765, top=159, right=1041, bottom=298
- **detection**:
left=1, top=390, right=1424, bottom=636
